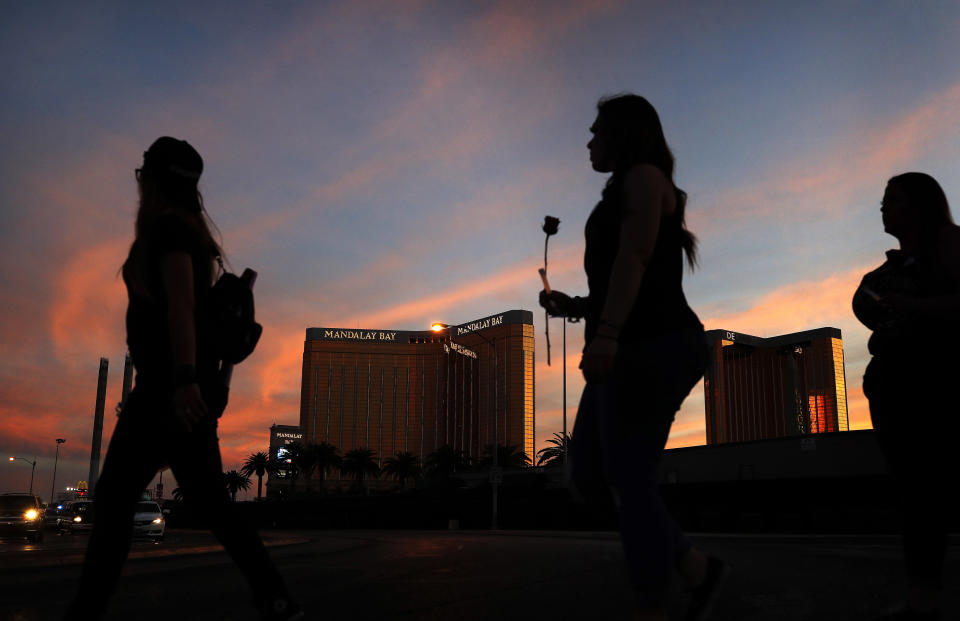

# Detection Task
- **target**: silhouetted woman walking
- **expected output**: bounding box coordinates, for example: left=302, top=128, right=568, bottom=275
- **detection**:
left=540, top=95, right=727, bottom=621
left=65, top=137, right=302, bottom=621
left=853, top=172, right=960, bottom=621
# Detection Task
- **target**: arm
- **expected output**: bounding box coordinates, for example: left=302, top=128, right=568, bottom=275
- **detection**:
left=160, top=252, right=208, bottom=428
left=580, top=164, right=669, bottom=381
left=597, top=165, right=664, bottom=330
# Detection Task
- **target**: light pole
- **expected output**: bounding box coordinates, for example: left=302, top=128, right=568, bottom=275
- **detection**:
left=431, top=322, right=500, bottom=529
left=9, top=456, right=38, bottom=496
left=50, top=439, right=66, bottom=505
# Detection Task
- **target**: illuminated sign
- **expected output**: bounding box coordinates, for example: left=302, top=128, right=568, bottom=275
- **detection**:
left=444, top=342, right=477, bottom=359
left=276, top=433, right=302, bottom=440
left=322, top=330, right=398, bottom=341
left=457, top=314, right=504, bottom=336
left=306, top=310, right=532, bottom=344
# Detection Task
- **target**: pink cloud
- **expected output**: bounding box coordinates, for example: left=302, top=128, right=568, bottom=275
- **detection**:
left=223, top=1, right=624, bottom=244
left=692, top=80, right=960, bottom=232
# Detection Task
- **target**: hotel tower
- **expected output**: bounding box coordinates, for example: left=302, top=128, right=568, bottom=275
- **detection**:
left=704, top=327, right=849, bottom=444
left=298, top=310, right=535, bottom=467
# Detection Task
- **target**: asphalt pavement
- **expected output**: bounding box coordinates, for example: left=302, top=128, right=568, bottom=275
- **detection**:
left=1, top=529, right=958, bottom=620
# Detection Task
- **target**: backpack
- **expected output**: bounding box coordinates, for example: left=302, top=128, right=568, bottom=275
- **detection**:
left=208, top=262, right=262, bottom=365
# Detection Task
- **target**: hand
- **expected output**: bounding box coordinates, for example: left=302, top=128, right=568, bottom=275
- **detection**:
left=173, top=383, right=208, bottom=432
left=580, top=336, right=618, bottom=383
left=539, top=290, right=574, bottom=317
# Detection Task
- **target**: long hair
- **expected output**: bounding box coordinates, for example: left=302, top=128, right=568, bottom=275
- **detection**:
left=887, top=172, right=953, bottom=248
left=128, top=137, right=223, bottom=286
left=596, top=94, right=697, bottom=269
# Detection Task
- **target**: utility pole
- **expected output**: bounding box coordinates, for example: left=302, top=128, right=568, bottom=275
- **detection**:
left=50, top=438, right=66, bottom=504
left=88, top=357, right=109, bottom=497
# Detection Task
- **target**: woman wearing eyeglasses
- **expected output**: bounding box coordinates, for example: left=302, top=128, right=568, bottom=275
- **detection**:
left=65, top=137, right=302, bottom=621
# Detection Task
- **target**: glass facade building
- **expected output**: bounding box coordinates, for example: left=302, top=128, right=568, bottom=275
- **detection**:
left=298, top=310, right=535, bottom=470
left=703, top=327, right=849, bottom=445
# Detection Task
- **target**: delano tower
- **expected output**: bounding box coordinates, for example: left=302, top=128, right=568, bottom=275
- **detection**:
left=703, top=327, right=849, bottom=444
left=298, top=310, right=535, bottom=473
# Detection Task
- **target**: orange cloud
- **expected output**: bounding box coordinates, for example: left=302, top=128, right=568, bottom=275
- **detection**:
left=700, top=265, right=869, bottom=336
left=49, top=238, right=129, bottom=364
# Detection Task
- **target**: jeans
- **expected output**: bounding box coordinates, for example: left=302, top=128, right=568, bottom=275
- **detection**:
left=569, top=327, right=707, bottom=609
left=70, top=383, right=286, bottom=616
left=864, top=356, right=959, bottom=590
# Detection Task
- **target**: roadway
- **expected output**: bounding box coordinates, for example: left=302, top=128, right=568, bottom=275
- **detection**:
left=1, top=529, right=958, bottom=620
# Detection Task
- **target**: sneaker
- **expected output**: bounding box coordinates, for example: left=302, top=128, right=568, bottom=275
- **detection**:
left=875, top=608, right=940, bottom=621
left=258, top=596, right=305, bottom=621
left=684, top=556, right=731, bottom=621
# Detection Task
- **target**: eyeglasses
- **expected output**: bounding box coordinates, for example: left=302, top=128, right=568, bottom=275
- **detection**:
left=135, top=168, right=142, bottom=181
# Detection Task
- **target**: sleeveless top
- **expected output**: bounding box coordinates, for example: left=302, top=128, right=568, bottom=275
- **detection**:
left=122, top=212, right=217, bottom=389
left=583, top=179, right=701, bottom=346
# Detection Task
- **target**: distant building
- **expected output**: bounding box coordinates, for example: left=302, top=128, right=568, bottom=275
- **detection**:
left=267, top=424, right=303, bottom=487
left=703, top=327, right=849, bottom=445
left=298, top=310, right=535, bottom=475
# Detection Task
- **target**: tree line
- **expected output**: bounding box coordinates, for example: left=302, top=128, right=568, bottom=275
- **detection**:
left=178, top=434, right=571, bottom=502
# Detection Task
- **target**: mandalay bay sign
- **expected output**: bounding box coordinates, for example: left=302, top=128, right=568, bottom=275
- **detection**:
left=321, top=330, right=398, bottom=341
left=305, top=310, right=532, bottom=344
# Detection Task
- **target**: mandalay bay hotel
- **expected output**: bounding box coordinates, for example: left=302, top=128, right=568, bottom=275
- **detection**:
left=297, top=310, right=535, bottom=486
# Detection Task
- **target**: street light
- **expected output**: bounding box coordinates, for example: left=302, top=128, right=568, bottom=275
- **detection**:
left=50, top=439, right=66, bottom=505
left=9, top=456, right=38, bottom=496
left=431, top=322, right=501, bottom=530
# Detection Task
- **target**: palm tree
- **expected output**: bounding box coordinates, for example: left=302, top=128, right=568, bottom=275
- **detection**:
left=481, top=444, right=531, bottom=468
left=536, top=432, right=571, bottom=466
left=340, top=448, right=380, bottom=494
left=240, top=451, right=276, bottom=500
left=425, top=445, right=467, bottom=479
left=223, top=470, right=252, bottom=502
left=309, top=442, right=342, bottom=482
left=291, top=443, right=318, bottom=491
left=382, top=451, right=422, bottom=488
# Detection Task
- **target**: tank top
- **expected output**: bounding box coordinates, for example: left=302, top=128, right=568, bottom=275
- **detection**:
left=583, top=178, right=701, bottom=345
left=122, top=212, right=217, bottom=388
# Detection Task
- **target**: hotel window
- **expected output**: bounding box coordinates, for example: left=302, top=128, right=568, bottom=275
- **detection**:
left=807, top=391, right=836, bottom=433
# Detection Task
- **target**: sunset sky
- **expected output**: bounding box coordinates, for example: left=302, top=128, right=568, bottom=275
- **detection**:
left=3, top=1, right=959, bottom=498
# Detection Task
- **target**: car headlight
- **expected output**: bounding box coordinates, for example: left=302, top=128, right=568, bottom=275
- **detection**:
left=152, top=517, right=163, bottom=524
left=73, top=516, right=82, bottom=523
left=24, top=509, right=39, bottom=521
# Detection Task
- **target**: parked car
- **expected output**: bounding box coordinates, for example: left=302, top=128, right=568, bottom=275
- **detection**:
left=62, top=500, right=95, bottom=534
left=0, top=493, right=45, bottom=542
left=132, top=501, right=165, bottom=540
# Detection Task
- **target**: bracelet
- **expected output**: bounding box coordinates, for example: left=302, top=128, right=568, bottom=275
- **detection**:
left=173, top=364, right=197, bottom=387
